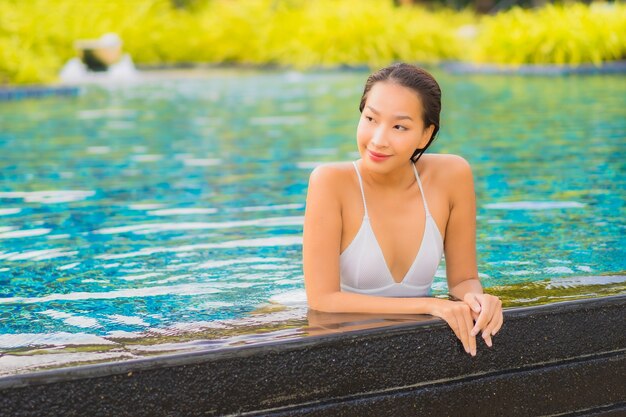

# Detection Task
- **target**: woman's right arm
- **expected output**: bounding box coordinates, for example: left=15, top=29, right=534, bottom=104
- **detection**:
left=302, top=164, right=477, bottom=355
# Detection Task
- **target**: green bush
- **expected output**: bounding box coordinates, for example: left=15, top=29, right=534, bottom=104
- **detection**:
left=0, top=0, right=624, bottom=85
left=471, top=3, right=626, bottom=65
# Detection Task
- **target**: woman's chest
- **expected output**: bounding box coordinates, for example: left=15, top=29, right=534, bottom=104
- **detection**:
left=340, top=184, right=448, bottom=255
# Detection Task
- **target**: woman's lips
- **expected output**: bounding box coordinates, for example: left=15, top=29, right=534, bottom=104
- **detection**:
left=367, top=149, right=391, bottom=162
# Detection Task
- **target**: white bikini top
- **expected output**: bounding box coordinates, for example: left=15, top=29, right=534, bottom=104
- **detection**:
left=339, top=160, right=444, bottom=297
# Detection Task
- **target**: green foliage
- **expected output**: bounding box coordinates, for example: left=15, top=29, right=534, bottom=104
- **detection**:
left=472, top=3, right=626, bottom=65
left=1, top=0, right=625, bottom=85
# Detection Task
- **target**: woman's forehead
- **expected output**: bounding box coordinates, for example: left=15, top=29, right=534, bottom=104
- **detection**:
left=366, top=82, right=423, bottom=116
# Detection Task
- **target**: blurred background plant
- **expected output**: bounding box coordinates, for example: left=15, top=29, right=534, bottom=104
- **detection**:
left=0, top=0, right=624, bottom=85
left=471, top=2, right=626, bottom=64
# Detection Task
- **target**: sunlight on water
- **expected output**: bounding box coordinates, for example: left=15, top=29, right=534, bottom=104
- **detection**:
left=0, top=69, right=624, bottom=374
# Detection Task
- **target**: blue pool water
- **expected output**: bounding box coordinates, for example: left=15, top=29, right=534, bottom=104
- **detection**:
left=0, top=69, right=624, bottom=373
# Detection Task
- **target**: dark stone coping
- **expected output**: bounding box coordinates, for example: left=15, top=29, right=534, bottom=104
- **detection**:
left=0, top=85, right=80, bottom=101
left=0, top=294, right=624, bottom=416
left=440, top=59, right=626, bottom=75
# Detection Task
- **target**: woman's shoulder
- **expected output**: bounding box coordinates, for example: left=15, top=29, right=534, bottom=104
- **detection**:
left=420, top=153, right=473, bottom=180
left=421, top=153, right=471, bottom=168
left=305, top=161, right=356, bottom=206
left=420, top=154, right=475, bottom=205
left=306, top=161, right=357, bottom=198
left=308, top=161, right=356, bottom=183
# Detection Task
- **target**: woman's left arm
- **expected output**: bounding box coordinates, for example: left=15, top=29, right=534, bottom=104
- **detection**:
left=441, top=155, right=503, bottom=348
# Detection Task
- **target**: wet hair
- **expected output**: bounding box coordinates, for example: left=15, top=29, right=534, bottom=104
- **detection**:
left=359, top=63, right=441, bottom=164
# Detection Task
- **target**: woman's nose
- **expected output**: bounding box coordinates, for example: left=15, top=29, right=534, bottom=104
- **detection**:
left=371, top=127, right=388, bottom=147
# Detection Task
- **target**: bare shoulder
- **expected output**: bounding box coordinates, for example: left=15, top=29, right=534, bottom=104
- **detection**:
left=420, top=153, right=473, bottom=183
left=305, top=161, right=355, bottom=220
left=307, top=161, right=356, bottom=192
left=419, top=154, right=474, bottom=210
left=421, top=153, right=472, bottom=171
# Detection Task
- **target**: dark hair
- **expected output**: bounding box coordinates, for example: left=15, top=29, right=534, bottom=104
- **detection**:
left=359, top=63, right=441, bottom=164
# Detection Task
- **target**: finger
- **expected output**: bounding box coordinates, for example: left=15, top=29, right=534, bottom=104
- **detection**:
left=459, top=309, right=475, bottom=356
left=472, top=297, right=497, bottom=336
left=470, top=295, right=488, bottom=335
left=483, top=308, right=499, bottom=341
left=482, top=300, right=502, bottom=337
left=482, top=309, right=499, bottom=339
left=471, top=308, right=488, bottom=336
left=464, top=307, right=477, bottom=356
left=456, top=313, right=470, bottom=355
left=447, top=317, right=462, bottom=345
left=482, top=328, right=493, bottom=347
left=483, top=309, right=504, bottom=347
left=465, top=293, right=482, bottom=314
left=492, top=300, right=504, bottom=335
left=491, top=311, right=504, bottom=335
left=471, top=309, right=480, bottom=322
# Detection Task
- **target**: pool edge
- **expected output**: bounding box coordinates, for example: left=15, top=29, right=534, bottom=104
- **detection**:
left=1, top=294, right=624, bottom=416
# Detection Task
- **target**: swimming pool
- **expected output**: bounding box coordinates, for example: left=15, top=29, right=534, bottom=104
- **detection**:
left=0, top=68, right=624, bottom=376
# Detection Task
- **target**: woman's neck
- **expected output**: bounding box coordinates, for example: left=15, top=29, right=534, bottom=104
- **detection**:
left=358, top=159, right=417, bottom=192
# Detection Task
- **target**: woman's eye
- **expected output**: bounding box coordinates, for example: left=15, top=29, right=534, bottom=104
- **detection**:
left=395, top=125, right=408, bottom=131
left=365, top=116, right=374, bottom=122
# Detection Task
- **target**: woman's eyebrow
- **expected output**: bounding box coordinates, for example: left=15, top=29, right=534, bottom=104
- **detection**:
left=366, top=105, right=413, bottom=121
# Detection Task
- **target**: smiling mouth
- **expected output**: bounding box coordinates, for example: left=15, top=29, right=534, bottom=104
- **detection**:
left=368, top=149, right=391, bottom=157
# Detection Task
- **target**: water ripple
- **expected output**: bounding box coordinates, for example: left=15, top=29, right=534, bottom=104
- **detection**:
left=0, top=190, right=95, bottom=204
left=96, top=236, right=303, bottom=260
left=93, top=216, right=303, bottom=235
left=484, top=201, right=585, bottom=210
left=0, top=248, right=76, bottom=261
left=0, top=208, right=21, bottom=216
left=0, top=282, right=226, bottom=304
left=0, top=228, right=51, bottom=239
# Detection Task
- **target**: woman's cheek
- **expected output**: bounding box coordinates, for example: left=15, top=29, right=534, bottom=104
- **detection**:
left=356, top=124, right=368, bottom=145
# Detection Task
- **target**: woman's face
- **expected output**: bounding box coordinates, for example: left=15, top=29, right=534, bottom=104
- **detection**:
left=356, top=81, right=433, bottom=172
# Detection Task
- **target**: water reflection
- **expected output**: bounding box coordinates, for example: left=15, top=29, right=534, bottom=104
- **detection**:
left=0, top=274, right=623, bottom=376
left=0, top=69, right=624, bottom=374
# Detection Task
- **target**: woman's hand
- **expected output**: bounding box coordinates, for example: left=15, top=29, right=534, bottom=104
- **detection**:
left=430, top=299, right=478, bottom=356
left=462, top=292, right=503, bottom=348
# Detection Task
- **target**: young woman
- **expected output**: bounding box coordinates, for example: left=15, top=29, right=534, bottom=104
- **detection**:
left=302, top=63, right=503, bottom=357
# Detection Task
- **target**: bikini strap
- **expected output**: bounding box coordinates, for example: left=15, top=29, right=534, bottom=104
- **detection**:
left=412, top=163, right=431, bottom=217
left=352, top=161, right=369, bottom=218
